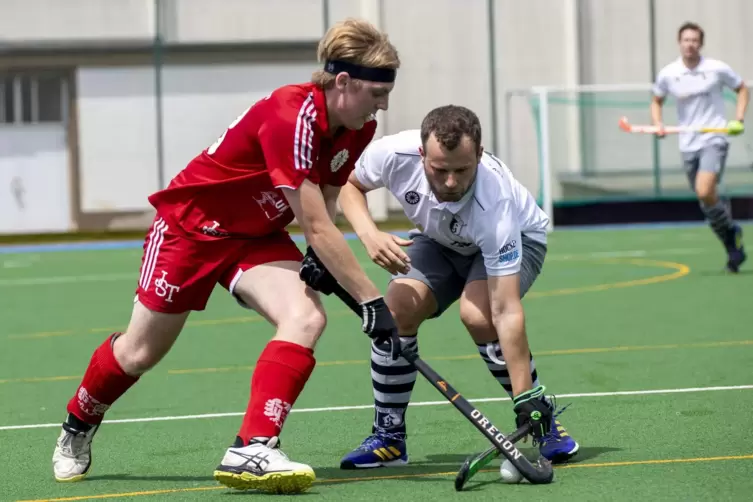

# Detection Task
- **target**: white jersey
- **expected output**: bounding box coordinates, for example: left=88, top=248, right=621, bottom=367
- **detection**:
left=354, top=130, right=550, bottom=277
left=653, top=57, right=743, bottom=152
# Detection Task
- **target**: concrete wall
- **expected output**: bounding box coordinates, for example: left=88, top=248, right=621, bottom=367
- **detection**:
left=76, top=62, right=320, bottom=213
left=2, top=0, right=752, bottom=231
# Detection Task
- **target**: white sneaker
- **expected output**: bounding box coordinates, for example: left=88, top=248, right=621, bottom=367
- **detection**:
left=214, top=437, right=315, bottom=494
left=52, top=423, right=98, bottom=482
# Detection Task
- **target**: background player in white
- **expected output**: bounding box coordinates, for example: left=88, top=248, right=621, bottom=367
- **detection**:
left=304, top=105, right=579, bottom=469
left=651, top=21, right=748, bottom=272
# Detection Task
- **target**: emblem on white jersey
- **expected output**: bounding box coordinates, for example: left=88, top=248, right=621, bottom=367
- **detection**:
left=405, top=191, right=421, bottom=205
left=330, top=149, right=349, bottom=172
left=449, top=215, right=466, bottom=236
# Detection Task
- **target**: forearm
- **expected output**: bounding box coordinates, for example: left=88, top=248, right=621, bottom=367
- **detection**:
left=339, top=183, right=380, bottom=238
left=324, top=197, right=338, bottom=223
left=306, top=220, right=381, bottom=303
left=320, top=185, right=341, bottom=224
left=736, top=86, right=749, bottom=121
left=650, top=100, right=664, bottom=125
left=492, top=311, right=532, bottom=396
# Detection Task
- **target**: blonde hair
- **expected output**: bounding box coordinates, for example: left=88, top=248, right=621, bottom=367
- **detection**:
left=312, top=18, right=400, bottom=88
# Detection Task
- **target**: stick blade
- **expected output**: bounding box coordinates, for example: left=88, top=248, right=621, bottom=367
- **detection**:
left=454, top=454, right=475, bottom=491
left=618, top=116, right=632, bottom=132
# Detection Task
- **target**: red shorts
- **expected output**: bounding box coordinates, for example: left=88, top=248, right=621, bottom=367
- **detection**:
left=136, top=216, right=304, bottom=313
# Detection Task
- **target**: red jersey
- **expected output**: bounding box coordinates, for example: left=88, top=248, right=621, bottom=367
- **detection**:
left=148, top=83, right=377, bottom=240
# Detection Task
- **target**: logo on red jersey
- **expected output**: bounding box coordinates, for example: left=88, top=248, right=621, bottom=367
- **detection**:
left=154, top=271, right=181, bottom=303
left=330, top=149, right=350, bottom=172
left=253, top=191, right=289, bottom=221
left=201, top=220, right=229, bottom=237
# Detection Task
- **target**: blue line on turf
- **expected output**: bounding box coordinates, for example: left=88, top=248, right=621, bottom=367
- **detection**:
left=1, top=219, right=750, bottom=254
left=0, top=233, right=408, bottom=255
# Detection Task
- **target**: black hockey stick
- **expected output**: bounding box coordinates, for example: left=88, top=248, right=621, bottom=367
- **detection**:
left=455, top=443, right=505, bottom=491
left=331, top=283, right=554, bottom=485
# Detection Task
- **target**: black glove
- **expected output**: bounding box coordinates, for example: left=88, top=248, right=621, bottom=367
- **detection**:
left=299, top=246, right=337, bottom=295
left=360, top=297, right=401, bottom=360
left=512, top=385, right=552, bottom=440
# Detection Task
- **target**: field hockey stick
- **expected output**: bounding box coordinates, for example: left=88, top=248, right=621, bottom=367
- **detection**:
left=455, top=443, right=505, bottom=490
left=330, top=282, right=554, bottom=485
left=618, top=116, right=732, bottom=134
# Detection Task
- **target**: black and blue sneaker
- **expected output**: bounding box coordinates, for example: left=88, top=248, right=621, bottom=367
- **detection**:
left=340, top=431, right=408, bottom=469
left=538, top=398, right=579, bottom=463
left=725, top=224, right=746, bottom=273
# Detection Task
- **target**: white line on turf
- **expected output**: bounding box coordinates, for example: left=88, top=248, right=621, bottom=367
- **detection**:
left=1, top=383, right=750, bottom=432
left=0, top=248, right=704, bottom=288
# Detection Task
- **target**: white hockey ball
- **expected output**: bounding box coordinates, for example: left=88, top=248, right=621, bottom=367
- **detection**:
left=500, top=459, right=523, bottom=484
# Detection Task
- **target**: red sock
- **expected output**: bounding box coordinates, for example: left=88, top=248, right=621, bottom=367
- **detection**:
left=67, top=333, right=139, bottom=425
left=238, top=340, right=316, bottom=443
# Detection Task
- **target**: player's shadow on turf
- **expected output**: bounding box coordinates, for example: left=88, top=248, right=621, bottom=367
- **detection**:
left=307, top=447, right=621, bottom=488
left=87, top=474, right=216, bottom=482
left=697, top=269, right=753, bottom=276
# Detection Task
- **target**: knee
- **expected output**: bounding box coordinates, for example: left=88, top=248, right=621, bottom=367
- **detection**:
left=697, top=188, right=716, bottom=206
left=279, top=302, right=327, bottom=346
left=388, top=293, right=427, bottom=334
left=695, top=177, right=717, bottom=205
left=385, top=280, right=435, bottom=335
left=390, top=304, right=423, bottom=334
left=112, top=332, right=169, bottom=376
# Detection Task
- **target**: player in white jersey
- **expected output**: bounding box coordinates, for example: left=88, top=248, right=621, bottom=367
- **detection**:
left=301, top=105, right=579, bottom=469
left=651, top=22, right=748, bottom=272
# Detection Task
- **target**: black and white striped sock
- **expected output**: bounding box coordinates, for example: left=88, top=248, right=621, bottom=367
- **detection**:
left=701, top=200, right=735, bottom=244
left=371, top=335, right=418, bottom=436
left=476, top=341, right=540, bottom=397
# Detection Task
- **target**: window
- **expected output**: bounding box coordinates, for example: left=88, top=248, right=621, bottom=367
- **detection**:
left=0, top=71, right=68, bottom=124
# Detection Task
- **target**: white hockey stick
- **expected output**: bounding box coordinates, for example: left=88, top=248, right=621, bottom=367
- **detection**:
left=618, top=116, right=731, bottom=135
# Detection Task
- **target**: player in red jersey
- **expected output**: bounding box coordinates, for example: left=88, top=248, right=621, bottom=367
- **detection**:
left=52, top=18, right=401, bottom=494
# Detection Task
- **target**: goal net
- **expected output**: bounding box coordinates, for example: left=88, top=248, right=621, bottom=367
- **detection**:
left=504, top=83, right=753, bottom=228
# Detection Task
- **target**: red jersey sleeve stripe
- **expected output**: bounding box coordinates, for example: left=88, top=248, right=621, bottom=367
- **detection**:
left=294, top=93, right=317, bottom=171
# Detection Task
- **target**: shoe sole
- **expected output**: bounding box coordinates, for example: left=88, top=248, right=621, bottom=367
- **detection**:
left=726, top=254, right=746, bottom=273
left=54, top=472, right=89, bottom=483
left=545, top=443, right=580, bottom=464
left=214, top=468, right=315, bottom=494
left=54, top=459, right=92, bottom=483
left=340, top=458, right=409, bottom=470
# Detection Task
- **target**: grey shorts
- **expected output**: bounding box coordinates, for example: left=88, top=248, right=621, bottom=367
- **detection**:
left=681, top=142, right=729, bottom=189
left=390, top=234, right=547, bottom=318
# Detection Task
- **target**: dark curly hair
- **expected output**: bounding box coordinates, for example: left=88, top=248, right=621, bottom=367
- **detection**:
left=420, top=105, right=482, bottom=153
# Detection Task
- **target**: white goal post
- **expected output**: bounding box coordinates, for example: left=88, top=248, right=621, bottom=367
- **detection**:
left=504, top=81, right=753, bottom=230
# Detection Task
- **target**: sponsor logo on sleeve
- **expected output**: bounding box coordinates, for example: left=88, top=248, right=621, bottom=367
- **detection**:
left=498, top=240, right=519, bottom=263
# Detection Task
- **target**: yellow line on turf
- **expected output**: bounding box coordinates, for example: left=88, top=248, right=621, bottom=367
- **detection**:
left=1, top=258, right=692, bottom=383
left=17, top=453, right=753, bottom=501
left=3, top=338, right=749, bottom=384
left=5, top=257, right=688, bottom=341
left=6, top=312, right=357, bottom=340
left=525, top=258, right=690, bottom=299
left=557, top=453, right=753, bottom=470
left=0, top=375, right=83, bottom=385
left=166, top=339, right=753, bottom=376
